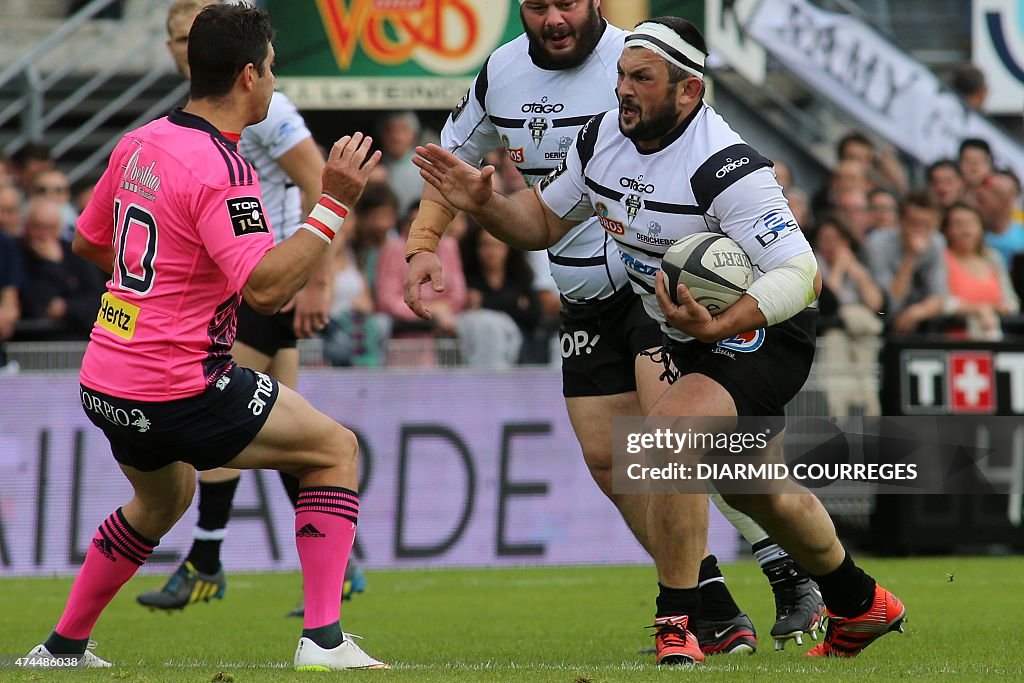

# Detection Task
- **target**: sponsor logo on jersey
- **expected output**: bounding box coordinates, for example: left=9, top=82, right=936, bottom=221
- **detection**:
left=716, top=156, right=750, bottom=179
left=521, top=98, right=565, bottom=114
left=716, top=329, right=765, bottom=353
left=754, top=209, right=799, bottom=247
left=227, top=196, right=269, bottom=237
left=529, top=116, right=549, bottom=146
left=451, top=88, right=470, bottom=121
left=506, top=147, right=525, bottom=163
left=620, top=175, right=655, bottom=193
left=249, top=371, right=274, bottom=416
left=625, top=193, right=642, bottom=225
left=120, top=140, right=161, bottom=202
left=620, top=251, right=658, bottom=276
left=544, top=136, right=574, bottom=161
left=96, top=292, right=139, bottom=340
left=215, top=375, right=231, bottom=391
left=636, top=220, right=672, bottom=245
left=595, top=202, right=624, bottom=235
left=560, top=330, right=601, bottom=358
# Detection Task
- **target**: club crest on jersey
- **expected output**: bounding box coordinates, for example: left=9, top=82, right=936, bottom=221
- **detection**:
left=595, top=202, right=625, bottom=235
left=717, top=329, right=765, bottom=353
left=227, top=196, right=269, bottom=237
left=529, top=117, right=549, bottom=147
left=625, top=193, right=642, bottom=225
left=451, top=88, right=470, bottom=122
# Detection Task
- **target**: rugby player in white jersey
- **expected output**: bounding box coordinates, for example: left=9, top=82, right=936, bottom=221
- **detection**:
left=413, top=15, right=907, bottom=665
left=404, top=0, right=825, bottom=656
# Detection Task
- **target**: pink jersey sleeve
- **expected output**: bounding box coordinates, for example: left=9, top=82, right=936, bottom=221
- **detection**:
left=76, top=141, right=123, bottom=246
left=194, top=181, right=275, bottom=291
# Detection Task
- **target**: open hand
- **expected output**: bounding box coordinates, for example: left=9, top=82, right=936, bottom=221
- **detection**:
left=412, top=144, right=496, bottom=215
left=322, top=132, right=382, bottom=208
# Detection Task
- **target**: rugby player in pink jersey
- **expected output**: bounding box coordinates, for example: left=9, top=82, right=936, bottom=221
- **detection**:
left=24, top=4, right=387, bottom=671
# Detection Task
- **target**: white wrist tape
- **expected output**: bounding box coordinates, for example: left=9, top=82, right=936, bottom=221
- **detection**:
left=300, top=194, right=349, bottom=244
left=745, top=251, right=818, bottom=326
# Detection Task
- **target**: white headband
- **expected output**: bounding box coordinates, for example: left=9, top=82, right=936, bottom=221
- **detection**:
left=625, top=21, right=705, bottom=78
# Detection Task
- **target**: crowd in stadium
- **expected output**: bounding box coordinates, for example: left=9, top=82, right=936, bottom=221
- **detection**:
left=3, top=117, right=1021, bottom=378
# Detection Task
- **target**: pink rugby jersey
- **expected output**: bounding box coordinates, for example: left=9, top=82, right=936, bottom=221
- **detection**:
left=78, top=109, right=275, bottom=400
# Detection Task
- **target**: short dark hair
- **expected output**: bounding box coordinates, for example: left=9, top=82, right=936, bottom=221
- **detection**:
left=994, top=168, right=1022, bottom=196
left=958, top=137, right=992, bottom=161
left=837, top=131, right=873, bottom=159
left=900, top=189, right=939, bottom=217
left=10, top=142, right=52, bottom=168
left=637, top=17, right=708, bottom=83
left=188, top=3, right=274, bottom=101
left=952, top=64, right=986, bottom=97
left=356, top=182, right=399, bottom=214
left=926, top=159, right=961, bottom=182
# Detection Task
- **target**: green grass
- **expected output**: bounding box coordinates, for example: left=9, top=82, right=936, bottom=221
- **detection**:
left=1, top=557, right=1022, bottom=681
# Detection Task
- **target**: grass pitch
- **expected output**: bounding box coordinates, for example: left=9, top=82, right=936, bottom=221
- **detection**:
left=1, top=557, right=1022, bottom=681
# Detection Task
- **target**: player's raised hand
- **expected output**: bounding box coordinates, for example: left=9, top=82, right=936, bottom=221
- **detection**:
left=404, top=251, right=445, bottom=320
left=655, top=270, right=715, bottom=342
left=413, top=144, right=496, bottom=214
left=322, top=132, right=382, bottom=207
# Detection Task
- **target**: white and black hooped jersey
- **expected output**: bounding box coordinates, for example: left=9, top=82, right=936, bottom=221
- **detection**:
left=239, top=91, right=313, bottom=244
left=539, top=103, right=812, bottom=342
left=441, top=22, right=630, bottom=301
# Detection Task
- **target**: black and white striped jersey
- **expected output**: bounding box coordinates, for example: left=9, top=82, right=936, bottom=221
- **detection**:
left=239, top=92, right=313, bottom=244
left=538, top=103, right=812, bottom=342
left=441, top=22, right=630, bottom=301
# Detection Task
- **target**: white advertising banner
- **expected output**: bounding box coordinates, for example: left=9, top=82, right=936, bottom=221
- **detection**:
left=747, top=0, right=1024, bottom=178
left=973, top=0, right=1024, bottom=114
left=0, top=370, right=739, bottom=577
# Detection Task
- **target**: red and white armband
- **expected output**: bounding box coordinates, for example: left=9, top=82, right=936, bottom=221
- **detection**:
left=300, top=194, right=349, bottom=243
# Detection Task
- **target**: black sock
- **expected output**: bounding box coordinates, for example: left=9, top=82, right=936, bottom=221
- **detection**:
left=656, top=583, right=700, bottom=618
left=697, top=555, right=742, bottom=621
left=302, top=622, right=344, bottom=650
left=43, top=630, right=88, bottom=656
left=186, top=477, right=240, bottom=574
left=810, top=551, right=876, bottom=618
left=279, top=471, right=301, bottom=508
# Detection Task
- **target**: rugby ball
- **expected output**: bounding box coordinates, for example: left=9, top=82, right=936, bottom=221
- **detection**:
left=660, top=233, right=754, bottom=314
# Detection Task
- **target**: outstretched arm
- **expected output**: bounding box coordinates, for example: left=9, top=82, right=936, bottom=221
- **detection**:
left=412, top=144, right=576, bottom=251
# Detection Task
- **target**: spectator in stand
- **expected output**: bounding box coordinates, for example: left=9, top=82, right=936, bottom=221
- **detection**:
left=378, top=111, right=425, bottom=217
left=868, top=188, right=900, bottom=233
left=30, top=169, right=77, bottom=240
left=0, top=155, right=14, bottom=188
left=952, top=63, right=989, bottom=112
left=0, top=228, right=22, bottom=373
left=813, top=215, right=884, bottom=415
left=351, top=182, right=400, bottom=291
left=865, top=191, right=947, bottom=334
left=787, top=186, right=811, bottom=233
left=16, top=199, right=105, bottom=340
left=9, top=143, right=55, bottom=197
left=974, top=169, right=1024, bottom=268
left=811, top=159, right=871, bottom=218
left=832, top=186, right=873, bottom=246
left=942, top=202, right=1018, bottom=340
left=835, top=131, right=909, bottom=195
left=959, top=138, right=995, bottom=203
left=0, top=185, right=24, bottom=238
left=926, top=159, right=965, bottom=210
left=772, top=159, right=794, bottom=195
left=323, top=208, right=386, bottom=367
left=459, top=222, right=540, bottom=367
left=375, top=207, right=467, bottom=344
